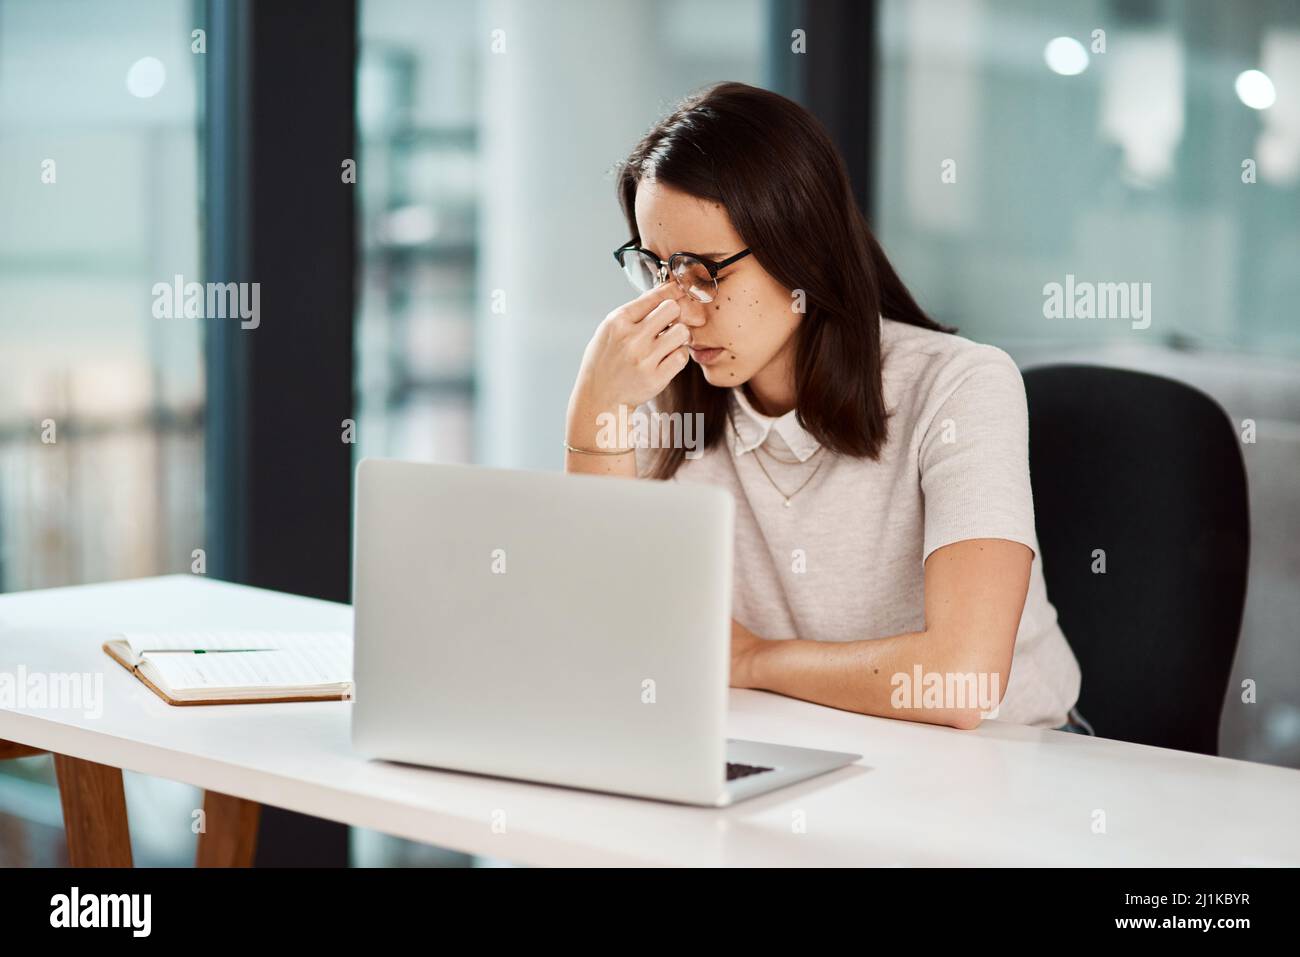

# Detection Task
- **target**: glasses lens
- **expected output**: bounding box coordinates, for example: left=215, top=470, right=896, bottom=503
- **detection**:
left=671, top=256, right=716, bottom=302
left=619, top=249, right=661, bottom=293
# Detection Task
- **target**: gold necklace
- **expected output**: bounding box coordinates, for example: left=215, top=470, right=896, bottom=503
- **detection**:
left=727, top=406, right=825, bottom=507
left=756, top=441, right=809, bottom=466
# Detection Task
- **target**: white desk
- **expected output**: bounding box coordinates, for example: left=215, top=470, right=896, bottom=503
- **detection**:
left=1, top=575, right=1296, bottom=866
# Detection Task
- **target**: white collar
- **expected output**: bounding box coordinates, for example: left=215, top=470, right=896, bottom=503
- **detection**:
left=727, top=387, right=822, bottom=463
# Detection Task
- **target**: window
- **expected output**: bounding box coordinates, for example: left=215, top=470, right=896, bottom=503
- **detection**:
left=0, top=0, right=204, bottom=592
left=356, top=0, right=480, bottom=465
left=0, top=0, right=205, bottom=866
left=875, top=0, right=1300, bottom=356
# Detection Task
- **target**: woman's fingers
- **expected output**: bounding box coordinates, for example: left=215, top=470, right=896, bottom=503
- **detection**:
left=654, top=342, right=691, bottom=385
left=607, top=280, right=683, bottom=329
left=577, top=281, right=692, bottom=412
left=633, top=297, right=685, bottom=348
left=648, top=317, right=691, bottom=365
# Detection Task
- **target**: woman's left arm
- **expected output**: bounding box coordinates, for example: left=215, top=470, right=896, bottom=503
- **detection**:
left=731, top=537, right=1029, bottom=730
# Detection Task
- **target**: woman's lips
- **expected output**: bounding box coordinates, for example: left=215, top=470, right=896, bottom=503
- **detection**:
left=690, top=346, right=725, bottom=366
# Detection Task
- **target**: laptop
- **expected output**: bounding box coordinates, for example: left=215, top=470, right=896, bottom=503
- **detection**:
left=350, top=458, right=860, bottom=807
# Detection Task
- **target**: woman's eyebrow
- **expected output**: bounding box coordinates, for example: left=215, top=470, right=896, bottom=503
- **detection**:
left=645, top=246, right=733, bottom=260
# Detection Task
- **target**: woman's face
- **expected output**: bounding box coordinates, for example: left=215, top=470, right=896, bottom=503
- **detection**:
left=633, top=178, right=800, bottom=402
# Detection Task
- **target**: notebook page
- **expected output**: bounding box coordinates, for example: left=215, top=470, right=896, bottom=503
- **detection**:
left=119, top=630, right=346, bottom=655
left=143, top=641, right=352, bottom=692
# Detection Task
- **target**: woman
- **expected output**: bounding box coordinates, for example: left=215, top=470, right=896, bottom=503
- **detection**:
left=565, top=81, right=1090, bottom=734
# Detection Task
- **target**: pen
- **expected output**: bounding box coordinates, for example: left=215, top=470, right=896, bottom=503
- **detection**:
left=191, top=649, right=276, bottom=654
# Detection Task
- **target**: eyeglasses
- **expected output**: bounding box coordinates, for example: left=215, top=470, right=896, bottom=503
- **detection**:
left=613, top=241, right=752, bottom=303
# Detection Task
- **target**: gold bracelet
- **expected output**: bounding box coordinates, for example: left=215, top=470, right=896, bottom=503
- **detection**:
left=563, top=441, right=636, bottom=456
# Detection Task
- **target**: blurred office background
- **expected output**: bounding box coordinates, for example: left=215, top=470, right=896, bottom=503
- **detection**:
left=1, top=0, right=1296, bottom=865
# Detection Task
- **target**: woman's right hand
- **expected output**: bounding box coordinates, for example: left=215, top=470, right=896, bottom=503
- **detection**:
left=570, top=281, right=693, bottom=418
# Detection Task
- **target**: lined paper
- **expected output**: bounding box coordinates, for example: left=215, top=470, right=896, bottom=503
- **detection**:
left=145, top=644, right=352, bottom=692
left=116, top=631, right=353, bottom=693
left=119, top=630, right=347, bottom=655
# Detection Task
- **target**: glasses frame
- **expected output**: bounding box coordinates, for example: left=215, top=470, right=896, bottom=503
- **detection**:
left=612, top=240, right=752, bottom=301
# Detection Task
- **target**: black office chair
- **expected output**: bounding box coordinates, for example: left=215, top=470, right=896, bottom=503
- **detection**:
left=1022, top=365, right=1250, bottom=755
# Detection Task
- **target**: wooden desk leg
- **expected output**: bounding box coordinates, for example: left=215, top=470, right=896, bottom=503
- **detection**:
left=52, top=753, right=134, bottom=867
left=196, top=790, right=261, bottom=867
left=0, top=739, right=47, bottom=760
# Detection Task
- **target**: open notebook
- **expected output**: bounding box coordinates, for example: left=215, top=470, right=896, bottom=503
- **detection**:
left=103, top=630, right=353, bottom=705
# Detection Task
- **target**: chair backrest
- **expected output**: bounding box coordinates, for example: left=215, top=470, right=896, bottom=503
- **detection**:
left=1022, top=364, right=1250, bottom=755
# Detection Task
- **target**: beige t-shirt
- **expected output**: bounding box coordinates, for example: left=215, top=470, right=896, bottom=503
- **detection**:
left=635, top=316, right=1082, bottom=728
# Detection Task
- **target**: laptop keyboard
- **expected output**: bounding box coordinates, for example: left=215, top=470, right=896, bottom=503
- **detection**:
left=726, top=761, right=775, bottom=781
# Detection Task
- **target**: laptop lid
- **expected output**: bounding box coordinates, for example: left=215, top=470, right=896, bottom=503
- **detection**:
left=351, top=458, right=735, bottom=805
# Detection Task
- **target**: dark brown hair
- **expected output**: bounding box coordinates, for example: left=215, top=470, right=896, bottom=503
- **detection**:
left=616, top=81, right=954, bottom=480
